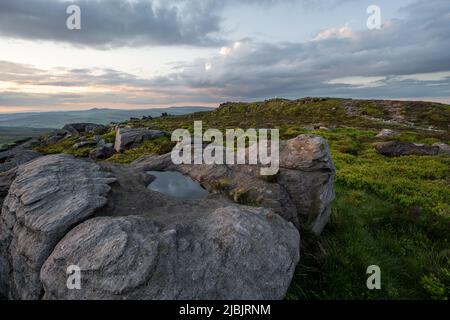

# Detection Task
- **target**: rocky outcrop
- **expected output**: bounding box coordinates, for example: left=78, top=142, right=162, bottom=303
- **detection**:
left=0, top=152, right=301, bottom=300
left=62, top=123, right=108, bottom=136
left=374, top=141, right=440, bottom=157
left=1, top=133, right=335, bottom=300
left=41, top=207, right=299, bottom=300
left=134, top=134, right=336, bottom=235
left=114, top=128, right=168, bottom=152
left=0, top=154, right=116, bottom=299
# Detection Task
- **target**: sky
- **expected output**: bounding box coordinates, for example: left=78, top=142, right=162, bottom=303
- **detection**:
left=0, top=0, right=449, bottom=112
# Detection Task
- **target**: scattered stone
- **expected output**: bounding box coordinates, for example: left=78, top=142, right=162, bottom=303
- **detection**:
left=94, top=135, right=102, bottom=143
left=376, top=129, right=399, bottom=138
left=62, top=123, right=108, bottom=136
left=345, top=105, right=356, bottom=116
left=432, top=143, right=450, bottom=155
left=374, top=141, right=440, bottom=157
left=41, top=129, right=69, bottom=145
left=72, top=141, right=96, bottom=149
left=89, top=146, right=116, bottom=160
left=114, top=128, right=168, bottom=152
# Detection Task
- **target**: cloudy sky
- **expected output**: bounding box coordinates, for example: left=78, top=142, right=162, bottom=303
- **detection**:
left=0, top=0, right=449, bottom=112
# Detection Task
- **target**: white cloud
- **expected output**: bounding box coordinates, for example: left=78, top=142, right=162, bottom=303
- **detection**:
left=312, top=24, right=354, bottom=41
left=391, top=71, right=450, bottom=82
left=219, top=42, right=243, bottom=56
left=327, top=76, right=386, bottom=88
left=204, top=62, right=213, bottom=71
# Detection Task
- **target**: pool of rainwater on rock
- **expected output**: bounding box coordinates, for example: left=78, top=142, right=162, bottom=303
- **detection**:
left=146, top=171, right=209, bottom=200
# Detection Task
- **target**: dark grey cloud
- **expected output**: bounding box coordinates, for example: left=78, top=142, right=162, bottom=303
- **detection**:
left=0, top=0, right=225, bottom=47
left=0, top=0, right=356, bottom=48
left=147, top=0, right=450, bottom=101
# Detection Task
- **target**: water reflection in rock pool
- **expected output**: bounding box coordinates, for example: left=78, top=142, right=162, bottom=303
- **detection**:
left=147, top=171, right=209, bottom=200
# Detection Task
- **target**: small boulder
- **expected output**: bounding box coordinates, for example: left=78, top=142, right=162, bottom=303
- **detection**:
left=433, top=143, right=450, bottom=155
left=376, top=129, right=399, bottom=138
left=89, top=146, right=116, bottom=160
left=279, top=134, right=333, bottom=171
left=114, top=128, right=168, bottom=152
left=374, top=141, right=440, bottom=157
left=72, top=141, right=96, bottom=149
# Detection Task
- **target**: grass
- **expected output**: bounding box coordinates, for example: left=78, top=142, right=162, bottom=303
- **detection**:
left=286, top=183, right=450, bottom=300
left=107, top=136, right=175, bottom=163
left=33, top=97, right=450, bottom=299
left=34, top=136, right=93, bottom=157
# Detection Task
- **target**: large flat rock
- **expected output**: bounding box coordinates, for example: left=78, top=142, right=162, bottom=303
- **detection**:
left=41, top=206, right=300, bottom=300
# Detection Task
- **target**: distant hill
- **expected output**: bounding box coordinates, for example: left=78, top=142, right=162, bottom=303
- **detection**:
left=0, top=106, right=214, bottom=129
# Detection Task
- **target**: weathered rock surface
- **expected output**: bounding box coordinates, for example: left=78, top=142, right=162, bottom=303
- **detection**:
left=279, top=134, right=333, bottom=171
left=114, top=128, right=168, bottom=152
left=134, top=134, right=336, bottom=234
left=0, top=154, right=115, bottom=299
left=41, top=207, right=300, bottom=300
left=374, top=141, right=440, bottom=157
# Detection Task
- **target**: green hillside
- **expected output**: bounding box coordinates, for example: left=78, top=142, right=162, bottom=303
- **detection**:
left=36, top=98, right=450, bottom=299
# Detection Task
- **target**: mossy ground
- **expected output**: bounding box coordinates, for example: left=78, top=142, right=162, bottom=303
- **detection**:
left=35, top=98, right=450, bottom=299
